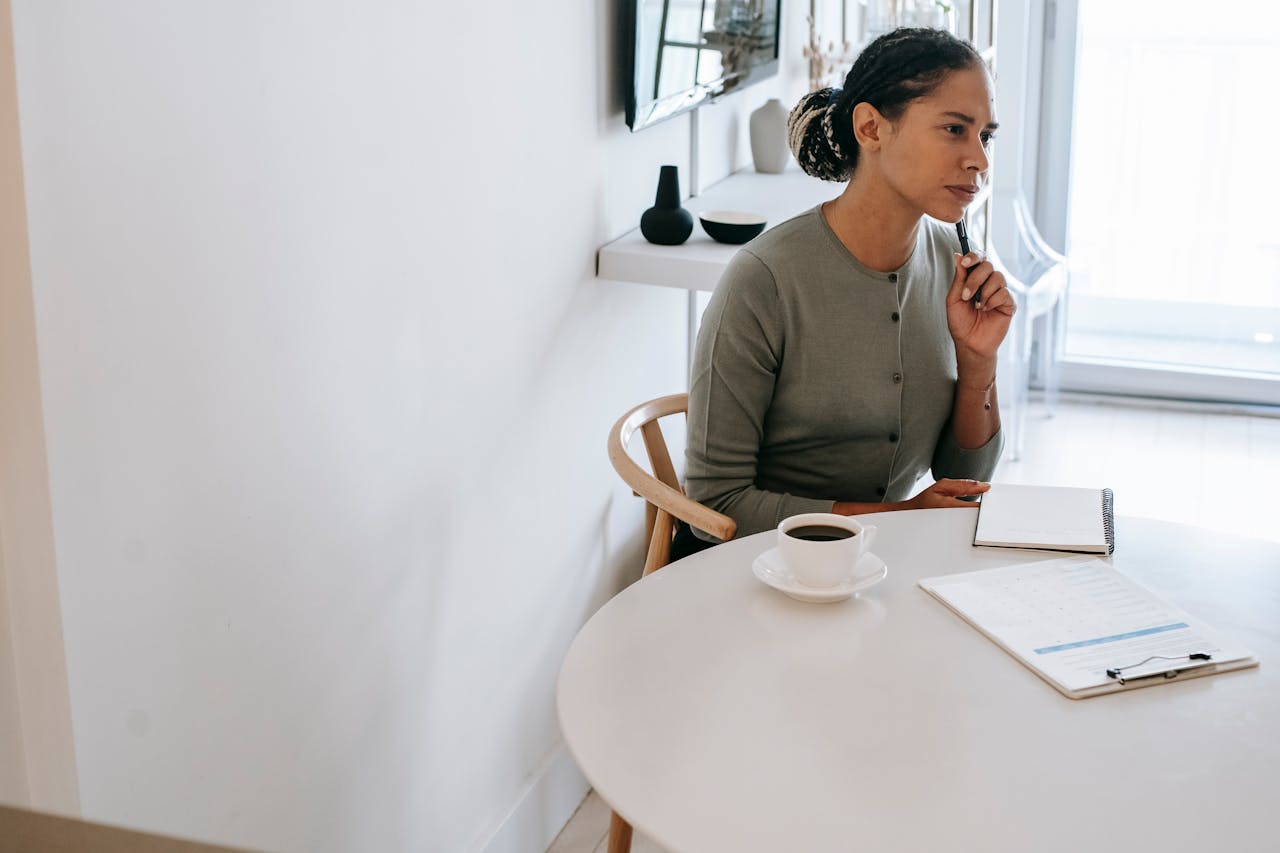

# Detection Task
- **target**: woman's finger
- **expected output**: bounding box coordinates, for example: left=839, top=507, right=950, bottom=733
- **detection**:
left=947, top=252, right=986, bottom=303
left=934, top=478, right=991, bottom=497
left=983, top=282, right=1016, bottom=315
left=960, top=262, right=995, bottom=303
left=974, top=271, right=1007, bottom=311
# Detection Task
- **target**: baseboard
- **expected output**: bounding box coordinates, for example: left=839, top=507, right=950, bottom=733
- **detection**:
left=1049, top=388, right=1280, bottom=418
left=474, top=743, right=589, bottom=853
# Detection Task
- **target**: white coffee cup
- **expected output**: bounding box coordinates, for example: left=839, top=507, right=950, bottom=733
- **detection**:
left=777, top=513, right=879, bottom=588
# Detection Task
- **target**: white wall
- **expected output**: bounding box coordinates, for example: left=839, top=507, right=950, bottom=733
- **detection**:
left=0, top=0, right=33, bottom=804
left=0, top=0, right=79, bottom=813
left=4, top=1, right=811, bottom=851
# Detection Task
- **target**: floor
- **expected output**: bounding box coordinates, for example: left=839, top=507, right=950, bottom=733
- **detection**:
left=993, top=394, right=1280, bottom=546
left=547, top=394, right=1280, bottom=853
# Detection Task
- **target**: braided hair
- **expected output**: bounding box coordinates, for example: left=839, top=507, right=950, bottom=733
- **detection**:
left=788, top=28, right=985, bottom=182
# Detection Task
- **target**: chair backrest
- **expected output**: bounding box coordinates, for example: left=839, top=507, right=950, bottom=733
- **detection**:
left=607, top=393, right=736, bottom=575
left=1010, top=194, right=1066, bottom=274
left=987, top=194, right=1069, bottom=321
left=1003, top=194, right=1069, bottom=317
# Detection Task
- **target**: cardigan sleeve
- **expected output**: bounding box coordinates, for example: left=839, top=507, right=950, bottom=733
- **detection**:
left=684, top=251, right=835, bottom=541
left=930, top=418, right=1004, bottom=483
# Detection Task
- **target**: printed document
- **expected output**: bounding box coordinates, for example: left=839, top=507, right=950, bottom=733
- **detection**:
left=919, top=556, right=1257, bottom=698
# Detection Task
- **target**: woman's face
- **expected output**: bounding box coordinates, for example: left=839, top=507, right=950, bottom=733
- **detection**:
left=874, top=66, right=998, bottom=223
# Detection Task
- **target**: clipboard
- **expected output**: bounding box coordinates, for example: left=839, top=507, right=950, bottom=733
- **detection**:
left=918, top=556, right=1259, bottom=699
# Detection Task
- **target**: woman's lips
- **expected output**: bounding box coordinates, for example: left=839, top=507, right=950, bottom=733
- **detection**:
left=948, top=185, right=978, bottom=203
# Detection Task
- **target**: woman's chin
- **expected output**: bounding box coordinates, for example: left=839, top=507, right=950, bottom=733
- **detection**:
left=924, top=201, right=967, bottom=224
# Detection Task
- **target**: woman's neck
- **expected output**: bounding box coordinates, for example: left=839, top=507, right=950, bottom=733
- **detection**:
left=821, top=174, right=922, bottom=272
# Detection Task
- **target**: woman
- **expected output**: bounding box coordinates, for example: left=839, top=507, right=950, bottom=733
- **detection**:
left=679, top=27, right=1015, bottom=555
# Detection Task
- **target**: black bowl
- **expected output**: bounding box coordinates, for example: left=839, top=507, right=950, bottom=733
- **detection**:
left=699, top=210, right=767, bottom=245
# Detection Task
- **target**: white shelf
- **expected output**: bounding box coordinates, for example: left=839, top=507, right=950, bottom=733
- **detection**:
left=597, top=165, right=996, bottom=293
left=597, top=166, right=839, bottom=292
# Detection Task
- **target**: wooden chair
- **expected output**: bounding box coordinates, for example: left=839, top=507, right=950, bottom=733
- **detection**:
left=603, top=392, right=736, bottom=852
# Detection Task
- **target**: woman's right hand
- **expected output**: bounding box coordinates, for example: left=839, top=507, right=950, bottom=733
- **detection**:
left=902, top=478, right=990, bottom=509
left=832, top=479, right=991, bottom=515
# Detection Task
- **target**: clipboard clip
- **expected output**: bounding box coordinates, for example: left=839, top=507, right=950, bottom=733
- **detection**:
left=1105, top=653, right=1213, bottom=685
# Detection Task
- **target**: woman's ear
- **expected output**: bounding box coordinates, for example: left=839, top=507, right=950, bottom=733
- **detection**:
left=851, top=102, right=888, bottom=152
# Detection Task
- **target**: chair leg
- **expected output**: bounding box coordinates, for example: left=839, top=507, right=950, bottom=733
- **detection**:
left=642, top=510, right=674, bottom=577
left=1043, top=301, right=1065, bottom=418
left=608, top=810, right=634, bottom=853
left=1005, top=309, right=1031, bottom=463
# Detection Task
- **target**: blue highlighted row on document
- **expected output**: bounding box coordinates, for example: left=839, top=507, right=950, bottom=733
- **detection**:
left=1033, top=622, right=1190, bottom=655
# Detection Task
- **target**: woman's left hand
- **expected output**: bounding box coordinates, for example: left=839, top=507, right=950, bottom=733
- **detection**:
left=946, top=251, right=1016, bottom=360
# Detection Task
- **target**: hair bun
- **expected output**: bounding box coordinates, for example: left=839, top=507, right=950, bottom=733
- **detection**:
left=787, top=88, right=850, bottom=182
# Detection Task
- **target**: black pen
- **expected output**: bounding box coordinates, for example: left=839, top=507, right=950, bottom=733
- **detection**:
left=955, top=220, right=981, bottom=306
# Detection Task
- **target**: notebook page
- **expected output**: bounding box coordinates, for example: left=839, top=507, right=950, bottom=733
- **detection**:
left=975, top=484, right=1106, bottom=551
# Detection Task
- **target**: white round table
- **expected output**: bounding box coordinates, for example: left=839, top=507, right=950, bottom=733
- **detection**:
left=557, top=508, right=1280, bottom=853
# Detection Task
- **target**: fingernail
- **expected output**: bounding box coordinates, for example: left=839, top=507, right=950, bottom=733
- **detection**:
left=961, top=288, right=971, bottom=300
left=961, top=256, right=974, bottom=267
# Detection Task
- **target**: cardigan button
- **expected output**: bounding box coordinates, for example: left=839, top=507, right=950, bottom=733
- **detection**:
left=892, top=372, right=902, bottom=384
left=891, top=311, right=900, bottom=322
left=889, top=433, right=899, bottom=442
left=888, top=273, right=898, bottom=282
left=875, top=486, right=886, bottom=497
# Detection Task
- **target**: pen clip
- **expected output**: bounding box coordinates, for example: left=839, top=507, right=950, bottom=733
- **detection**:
left=1105, top=652, right=1213, bottom=685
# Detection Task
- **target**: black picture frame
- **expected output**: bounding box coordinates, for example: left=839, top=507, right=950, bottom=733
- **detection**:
left=624, top=0, right=783, bottom=132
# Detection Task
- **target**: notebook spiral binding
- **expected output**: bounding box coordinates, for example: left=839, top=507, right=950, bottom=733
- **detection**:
left=1102, top=488, right=1116, bottom=554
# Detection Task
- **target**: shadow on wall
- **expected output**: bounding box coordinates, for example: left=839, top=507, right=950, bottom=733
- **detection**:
left=304, top=475, right=459, bottom=851
left=596, top=492, right=649, bottom=603
left=597, top=0, right=627, bottom=131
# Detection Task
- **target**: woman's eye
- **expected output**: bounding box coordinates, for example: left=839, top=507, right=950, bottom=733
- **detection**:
left=945, top=125, right=964, bottom=135
left=981, top=133, right=996, bottom=146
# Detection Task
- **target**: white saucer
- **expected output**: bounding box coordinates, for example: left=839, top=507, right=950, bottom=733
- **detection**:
left=751, top=548, right=888, bottom=603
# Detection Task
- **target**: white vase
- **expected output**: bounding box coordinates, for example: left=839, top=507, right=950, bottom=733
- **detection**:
left=749, top=98, right=790, bottom=174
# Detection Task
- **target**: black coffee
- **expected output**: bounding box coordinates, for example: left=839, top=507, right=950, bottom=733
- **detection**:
left=786, top=525, right=856, bottom=542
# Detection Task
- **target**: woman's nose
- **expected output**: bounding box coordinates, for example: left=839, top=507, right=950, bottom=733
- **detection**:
left=966, top=141, right=990, bottom=174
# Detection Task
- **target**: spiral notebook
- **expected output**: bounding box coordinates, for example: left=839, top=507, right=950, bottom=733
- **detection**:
left=974, top=484, right=1115, bottom=554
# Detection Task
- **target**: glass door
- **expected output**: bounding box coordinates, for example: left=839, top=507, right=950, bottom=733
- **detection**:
left=1047, top=0, right=1280, bottom=403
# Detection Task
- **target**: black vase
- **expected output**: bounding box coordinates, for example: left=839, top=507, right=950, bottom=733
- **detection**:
left=640, top=165, right=694, bottom=246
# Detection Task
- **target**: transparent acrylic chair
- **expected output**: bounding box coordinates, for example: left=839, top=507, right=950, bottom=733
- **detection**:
left=988, top=194, right=1069, bottom=461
